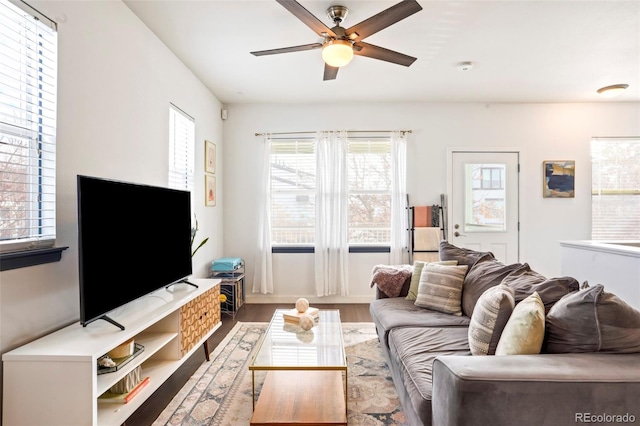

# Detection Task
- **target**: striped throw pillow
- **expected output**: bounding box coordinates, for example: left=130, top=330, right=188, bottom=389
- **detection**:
left=414, top=263, right=468, bottom=316
left=468, top=284, right=515, bottom=355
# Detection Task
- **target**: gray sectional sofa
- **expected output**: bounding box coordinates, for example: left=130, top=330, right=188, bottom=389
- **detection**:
left=369, top=241, right=640, bottom=426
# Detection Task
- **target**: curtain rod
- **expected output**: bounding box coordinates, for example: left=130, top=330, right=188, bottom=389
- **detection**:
left=255, top=130, right=412, bottom=137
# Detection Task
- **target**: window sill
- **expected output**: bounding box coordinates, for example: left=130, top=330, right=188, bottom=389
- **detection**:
left=0, top=247, right=69, bottom=272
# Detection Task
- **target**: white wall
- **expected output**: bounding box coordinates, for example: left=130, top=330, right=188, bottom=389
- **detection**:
left=223, top=102, right=640, bottom=303
left=0, top=0, right=224, bottom=399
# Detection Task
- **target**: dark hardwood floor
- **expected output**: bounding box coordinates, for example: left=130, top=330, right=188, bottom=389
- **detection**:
left=126, top=303, right=372, bottom=426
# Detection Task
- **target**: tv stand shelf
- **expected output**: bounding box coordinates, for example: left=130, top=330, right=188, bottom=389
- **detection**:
left=2, top=278, right=221, bottom=426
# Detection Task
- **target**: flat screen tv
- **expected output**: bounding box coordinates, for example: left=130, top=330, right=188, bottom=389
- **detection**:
left=77, top=175, right=193, bottom=329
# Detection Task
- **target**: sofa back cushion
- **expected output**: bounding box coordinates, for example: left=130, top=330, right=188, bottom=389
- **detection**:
left=462, top=258, right=528, bottom=317
left=468, top=284, right=515, bottom=355
left=546, top=284, right=640, bottom=353
left=501, top=265, right=579, bottom=313
left=439, top=240, right=495, bottom=266
left=415, top=263, right=468, bottom=316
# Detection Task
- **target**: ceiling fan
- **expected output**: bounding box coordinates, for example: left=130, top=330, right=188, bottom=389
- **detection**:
left=250, top=0, right=423, bottom=81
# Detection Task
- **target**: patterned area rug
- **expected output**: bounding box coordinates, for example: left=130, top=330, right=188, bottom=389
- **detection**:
left=153, top=322, right=408, bottom=425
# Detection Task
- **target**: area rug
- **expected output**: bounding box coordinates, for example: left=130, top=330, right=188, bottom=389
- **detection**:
left=153, top=322, right=408, bottom=425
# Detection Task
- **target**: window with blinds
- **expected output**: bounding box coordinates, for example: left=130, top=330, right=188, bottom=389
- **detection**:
left=591, top=137, right=640, bottom=240
left=0, top=0, right=57, bottom=253
left=270, top=140, right=316, bottom=245
left=348, top=140, right=392, bottom=245
left=168, top=105, right=195, bottom=192
left=269, top=137, right=393, bottom=246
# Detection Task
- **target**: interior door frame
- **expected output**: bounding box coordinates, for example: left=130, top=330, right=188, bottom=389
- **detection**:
left=446, top=147, right=521, bottom=262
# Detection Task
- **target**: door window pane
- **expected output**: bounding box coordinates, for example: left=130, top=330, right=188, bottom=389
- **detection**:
left=464, top=163, right=506, bottom=232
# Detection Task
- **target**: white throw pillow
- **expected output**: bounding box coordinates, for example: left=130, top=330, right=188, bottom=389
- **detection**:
left=495, top=292, right=545, bottom=355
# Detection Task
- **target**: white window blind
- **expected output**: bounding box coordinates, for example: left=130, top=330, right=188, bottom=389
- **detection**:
left=0, top=0, right=57, bottom=253
left=348, top=140, right=392, bottom=244
left=269, top=136, right=393, bottom=246
left=168, top=104, right=195, bottom=192
left=591, top=137, right=640, bottom=240
left=270, top=139, right=316, bottom=245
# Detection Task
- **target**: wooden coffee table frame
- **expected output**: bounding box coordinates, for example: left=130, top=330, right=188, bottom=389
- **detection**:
left=249, top=310, right=347, bottom=425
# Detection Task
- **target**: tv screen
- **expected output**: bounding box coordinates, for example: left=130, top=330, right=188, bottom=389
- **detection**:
left=77, top=175, right=193, bottom=328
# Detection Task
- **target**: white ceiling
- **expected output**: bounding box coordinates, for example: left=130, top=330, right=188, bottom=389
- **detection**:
left=123, top=0, right=640, bottom=105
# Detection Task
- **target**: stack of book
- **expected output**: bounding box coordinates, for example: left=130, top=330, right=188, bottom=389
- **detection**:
left=282, top=307, right=319, bottom=324
left=98, top=377, right=150, bottom=404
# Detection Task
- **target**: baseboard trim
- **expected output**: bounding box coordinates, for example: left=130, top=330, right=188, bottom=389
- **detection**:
left=245, top=294, right=374, bottom=304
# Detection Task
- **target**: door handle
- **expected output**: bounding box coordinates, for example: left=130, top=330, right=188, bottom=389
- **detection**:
left=454, top=231, right=466, bottom=237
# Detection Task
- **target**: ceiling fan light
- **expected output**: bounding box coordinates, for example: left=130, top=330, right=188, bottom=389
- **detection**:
left=322, top=40, right=353, bottom=68
left=597, top=84, right=629, bottom=98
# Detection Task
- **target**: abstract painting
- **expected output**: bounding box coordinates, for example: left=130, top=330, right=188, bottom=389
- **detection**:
left=543, top=160, right=575, bottom=198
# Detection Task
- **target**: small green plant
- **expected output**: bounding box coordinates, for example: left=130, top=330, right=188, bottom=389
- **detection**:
left=190, top=216, right=209, bottom=257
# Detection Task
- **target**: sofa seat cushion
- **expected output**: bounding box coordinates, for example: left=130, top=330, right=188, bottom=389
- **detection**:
left=388, top=327, right=470, bottom=426
left=370, top=298, right=470, bottom=348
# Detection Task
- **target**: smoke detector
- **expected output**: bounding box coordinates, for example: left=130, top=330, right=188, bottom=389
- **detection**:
left=456, top=61, right=473, bottom=71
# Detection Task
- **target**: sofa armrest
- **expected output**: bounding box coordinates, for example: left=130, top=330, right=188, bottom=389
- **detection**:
left=432, top=353, right=640, bottom=426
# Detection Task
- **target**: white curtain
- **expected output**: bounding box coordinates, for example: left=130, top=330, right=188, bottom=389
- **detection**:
left=314, top=130, right=349, bottom=296
left=252, top=135, right=274, bottom=294
left=390, top=131, right=408, bottom=264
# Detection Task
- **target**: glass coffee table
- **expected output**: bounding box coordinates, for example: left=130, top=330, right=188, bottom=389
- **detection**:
left=249, top=309, right=347, bottom=425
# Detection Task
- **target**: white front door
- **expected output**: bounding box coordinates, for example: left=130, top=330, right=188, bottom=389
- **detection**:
left=448, top=150, right=520, bottom=264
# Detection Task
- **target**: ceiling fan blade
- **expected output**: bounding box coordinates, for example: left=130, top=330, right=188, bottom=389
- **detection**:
left=251, top=43, right=322, bottom=56
left=276, top=0, right=337, bottom=38
left=323, top=64, right=339, bottom=81
left=346, top=0, right=422, bottom=41
left=353, top=41, right=417, bottom=67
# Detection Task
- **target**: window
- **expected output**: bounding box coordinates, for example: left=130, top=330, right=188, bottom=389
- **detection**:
left=270, top=140, right=316, bottom=245
left=168, top=104, right=195, bottom=192
left=0, top=0, right=57, bottom=254
left=465, top=163, right=507, bottom=231
left=348, top=140, right=392, bottom=244
left=591, top=137, right=640, bottom=240
left=269, top=136, right=393, bottom=246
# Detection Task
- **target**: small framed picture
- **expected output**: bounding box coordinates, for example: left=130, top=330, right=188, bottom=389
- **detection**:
left=543, top=160, right=575, bottom=198
left=205, top=140, right=216, bottom=174
left=205, top=175, right=216, bottom=206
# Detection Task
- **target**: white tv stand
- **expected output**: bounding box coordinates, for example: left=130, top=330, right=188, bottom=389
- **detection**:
left=2, top=278, right=221, bottom=426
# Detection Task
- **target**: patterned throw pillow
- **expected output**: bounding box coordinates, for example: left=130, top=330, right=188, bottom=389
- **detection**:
left=414, top=263, right=468, bottom=316
left=495, top=292, right=545, bottom=355
left=406, top=260, right=459, bottom=301
left=469, top=284, right=515, bottom=355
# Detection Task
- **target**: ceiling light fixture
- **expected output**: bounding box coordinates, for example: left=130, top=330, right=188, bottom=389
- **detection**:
left=597, top=84, right=629, bottom=98
left=322, top=39, right=353, bottom=68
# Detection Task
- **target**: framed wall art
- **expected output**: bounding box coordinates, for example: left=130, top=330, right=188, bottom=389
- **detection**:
left=205, top=140, right=216, bottom=174
left=543, top=160, right=575, bottom=198
left=205, top=175, right=216, bottom=206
